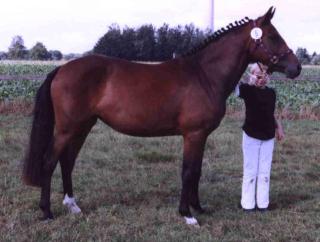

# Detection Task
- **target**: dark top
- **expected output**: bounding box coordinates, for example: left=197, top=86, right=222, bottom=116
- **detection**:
left=239, top=83, right=276, bottom=140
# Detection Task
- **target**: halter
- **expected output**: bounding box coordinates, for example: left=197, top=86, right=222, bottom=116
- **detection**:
left=257, top=62, right=264, bottom=72
left=250, top=20, right=292, bottom=69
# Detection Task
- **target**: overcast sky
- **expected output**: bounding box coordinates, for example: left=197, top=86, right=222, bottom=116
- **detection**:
left=0, top=0, right=319, bottom=54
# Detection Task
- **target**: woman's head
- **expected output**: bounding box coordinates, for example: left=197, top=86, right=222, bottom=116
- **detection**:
left=247, top=63, right=270, bottom=87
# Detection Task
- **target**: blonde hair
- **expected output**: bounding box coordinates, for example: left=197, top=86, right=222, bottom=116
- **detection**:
left=245, top=63, right=270, bottom=85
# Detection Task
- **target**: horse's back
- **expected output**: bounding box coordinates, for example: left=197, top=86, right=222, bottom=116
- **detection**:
left=51, top=55, right=194, bottom=136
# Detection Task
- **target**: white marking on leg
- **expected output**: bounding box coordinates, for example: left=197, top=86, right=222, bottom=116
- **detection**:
left=63, top=194, right=81, bottom=214
left=184, top=216, right=199, bottom=227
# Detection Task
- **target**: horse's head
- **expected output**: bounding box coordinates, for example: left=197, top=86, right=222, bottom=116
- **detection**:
left=248, top=7, right=301, bottom=78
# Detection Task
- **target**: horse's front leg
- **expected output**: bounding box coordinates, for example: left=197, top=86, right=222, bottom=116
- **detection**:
left=179, top=131, right=207, bottom=225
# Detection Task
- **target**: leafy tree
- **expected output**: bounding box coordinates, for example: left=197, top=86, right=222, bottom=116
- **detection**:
left=311, top=54, right=320, bottom=65
left=63, top=53, right=81, bottom=60
left=179, top=24, right=196, bottom=54
left=49, top=50, right=63, bottom=60
left=0, top=51, right=8, bottom=60
left=135, top=25, right=156, bottom=61
left=155, top=24, right=172, bottom=61
left=295, top=48, right=310, bottom=65
left=92, top=23, right=213, bottom=61
left=166, top=25, right=183, bottom=57
left=120, top=27, right=137, bottom=60
left=7, top=35, right=28, bottom=60
left=93, top=24, right=122, bottom=57
left=83, top=50, right=94, bottom=56
left=29, top=42, right=50, bottom=60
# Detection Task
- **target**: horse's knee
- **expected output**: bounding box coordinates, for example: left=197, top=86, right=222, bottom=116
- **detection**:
left=43, top=159, right=57, bottom=173
left=183, top=168, right=201, bottom=184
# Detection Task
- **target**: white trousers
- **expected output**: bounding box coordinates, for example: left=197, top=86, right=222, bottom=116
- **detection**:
left=241, top=132, right=274, bottom=209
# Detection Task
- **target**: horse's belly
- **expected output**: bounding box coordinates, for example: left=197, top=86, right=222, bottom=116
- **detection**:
left=97, top=106, right=180, bottom=137
left=102, top=118, right=180, bottom=137
left=95, top=81, right=182, bottom=136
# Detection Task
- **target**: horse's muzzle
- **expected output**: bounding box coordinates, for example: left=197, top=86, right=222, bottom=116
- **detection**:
left=285, top=63, right=302, bottom=79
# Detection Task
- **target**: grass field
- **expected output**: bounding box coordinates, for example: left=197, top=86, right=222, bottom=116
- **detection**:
left=0, top=114, right=319, bottom=241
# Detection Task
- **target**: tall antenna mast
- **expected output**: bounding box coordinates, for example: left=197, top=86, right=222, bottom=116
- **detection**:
left=210, top=0, right=214, bottom=31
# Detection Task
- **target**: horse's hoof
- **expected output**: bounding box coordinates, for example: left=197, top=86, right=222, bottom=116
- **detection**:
left=39, top=215, right=54, bottom=221
left=39, top=211, right=54, bottom=221
left=65, top=204, right=82, bottom=214
left=63, top=194, right=82, bottom=214
left=184, top=216, right=200, bottom=227
left=191, top=204, right=206, bottom=214
left=179, top=207, right=192, bottom=218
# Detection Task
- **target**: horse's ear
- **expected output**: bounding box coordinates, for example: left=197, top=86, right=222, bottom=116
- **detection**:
left=261, top=6, right=276, bottom=25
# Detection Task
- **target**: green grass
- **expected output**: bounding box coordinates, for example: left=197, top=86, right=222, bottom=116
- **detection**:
left=0, top=62, right=58, bottom=76
left=0, top=114, right=319, bottom=241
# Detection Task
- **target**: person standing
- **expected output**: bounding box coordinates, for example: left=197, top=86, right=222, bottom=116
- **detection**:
left=236, top=63, right=285, bottom=211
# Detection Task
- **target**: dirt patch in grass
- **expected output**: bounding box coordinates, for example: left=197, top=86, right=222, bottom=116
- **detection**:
left=275, top=193, right=313, bottom=209
left=303, top=171, right=319, bottom=181
left=0, top=99, right=33, bottom=115
left=134, top=150, right=176, bottom=163
left=0, top=159, right=9, bottom=165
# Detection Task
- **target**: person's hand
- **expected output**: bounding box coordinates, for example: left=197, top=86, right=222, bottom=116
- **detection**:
left=276, top=128, right=285, bottom=141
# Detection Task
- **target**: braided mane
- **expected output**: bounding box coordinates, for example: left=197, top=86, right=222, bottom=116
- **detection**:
left=183, top=17, right=252, bottom=57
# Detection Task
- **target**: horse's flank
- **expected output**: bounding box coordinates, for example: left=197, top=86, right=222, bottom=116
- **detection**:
left=52, top=54, right=221, bottom=137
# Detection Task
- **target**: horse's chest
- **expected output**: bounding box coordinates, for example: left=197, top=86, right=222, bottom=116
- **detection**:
left=204, top=107, right=226, bottom=129
left=180, top=100, right=226, bottom=132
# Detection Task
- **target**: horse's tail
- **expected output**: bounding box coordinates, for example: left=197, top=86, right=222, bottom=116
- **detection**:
left=22, top=67, right=60, bottom=187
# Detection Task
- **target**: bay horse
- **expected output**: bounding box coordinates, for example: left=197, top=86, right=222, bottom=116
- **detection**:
left=23, top=7, right=301, bottom=225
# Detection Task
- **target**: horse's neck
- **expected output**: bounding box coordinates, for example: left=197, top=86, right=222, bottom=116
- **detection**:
left=197, top=32, right=250, bottom=99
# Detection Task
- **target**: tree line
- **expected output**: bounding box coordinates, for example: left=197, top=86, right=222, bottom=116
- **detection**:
left=0, top=36, right=64, bottom=61
left=2, top=24, right=320, bottom=64
left=92, top=23, right=210, bottom=61
left=295, top=48, right=320, bottom=65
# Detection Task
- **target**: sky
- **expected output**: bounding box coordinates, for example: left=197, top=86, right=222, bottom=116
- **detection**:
left=0, top=0, right=319, bottom=54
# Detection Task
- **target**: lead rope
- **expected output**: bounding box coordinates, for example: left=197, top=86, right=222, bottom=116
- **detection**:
left=257, top=62, right=264, bottom=72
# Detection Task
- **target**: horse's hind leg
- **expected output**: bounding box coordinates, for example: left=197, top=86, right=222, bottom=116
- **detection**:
left=60, top=120, right=96, bottom=214
left=39, top=131, right=74, bottom=220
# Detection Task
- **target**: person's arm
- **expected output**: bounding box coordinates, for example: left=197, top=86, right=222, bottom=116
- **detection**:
left=235, top=83, right=241, bottom=97
left=237, top=83, right=248, bottom=99
left=275, top=118, right=285, bottom=141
